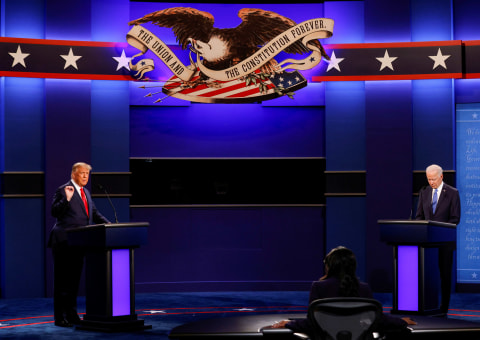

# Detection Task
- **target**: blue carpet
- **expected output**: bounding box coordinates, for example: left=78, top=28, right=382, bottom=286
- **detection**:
left=1, top=291, right=480, bottom=339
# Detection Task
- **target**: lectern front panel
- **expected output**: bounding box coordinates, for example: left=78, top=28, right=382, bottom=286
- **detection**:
left=397, top=246, right=419, bottom=311
left=112, top=249, right=131, bottom=316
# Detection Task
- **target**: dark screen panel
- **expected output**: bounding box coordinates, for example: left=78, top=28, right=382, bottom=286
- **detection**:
left=130, top=158, right=325, bottom=205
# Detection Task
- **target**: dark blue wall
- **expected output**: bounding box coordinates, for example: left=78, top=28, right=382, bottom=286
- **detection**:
left=2, top=0, right=480, bottom=298
left=132, top=206, right=325, bottom=292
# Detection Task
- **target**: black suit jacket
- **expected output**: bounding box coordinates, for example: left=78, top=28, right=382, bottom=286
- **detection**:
left=48, top=180, right=109, bottom=247
left=415, top=183, right=461, bottom=224
left=307, top=277, right=373, bottom=303
left=286, top=278, right=407, bottom=334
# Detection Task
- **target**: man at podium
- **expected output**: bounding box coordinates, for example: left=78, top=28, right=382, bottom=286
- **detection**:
left=415, top=164, right=461, bottom=315
left=48, top=162, right=110, bottom=327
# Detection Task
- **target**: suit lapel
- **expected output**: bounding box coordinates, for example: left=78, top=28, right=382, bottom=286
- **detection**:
left=436, top=186, right=449, bottom=210
left=435, top=183, right=448, bottom=211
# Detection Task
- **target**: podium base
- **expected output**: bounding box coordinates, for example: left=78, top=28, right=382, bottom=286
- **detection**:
left=76, top=318, right=152, bottom=332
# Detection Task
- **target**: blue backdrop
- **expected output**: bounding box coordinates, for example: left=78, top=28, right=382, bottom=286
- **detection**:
left=2, top=0, right=480, bottom=298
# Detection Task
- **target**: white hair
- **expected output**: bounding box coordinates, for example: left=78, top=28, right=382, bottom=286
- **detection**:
left=426, top=164, right=443, bottom=175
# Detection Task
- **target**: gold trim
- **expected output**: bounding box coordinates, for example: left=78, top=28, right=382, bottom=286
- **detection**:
left=91, top=172, right=132, bottom=175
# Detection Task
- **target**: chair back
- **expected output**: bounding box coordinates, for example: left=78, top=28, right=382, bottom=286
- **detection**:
left=307, top=297, right=382, bottom=340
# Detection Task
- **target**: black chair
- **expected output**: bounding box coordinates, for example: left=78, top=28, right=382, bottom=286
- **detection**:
left=298, top=297, right=383, bottom=340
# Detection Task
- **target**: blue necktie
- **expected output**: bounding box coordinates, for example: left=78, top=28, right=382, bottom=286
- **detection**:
left=432, top=189, right=438, bottom=213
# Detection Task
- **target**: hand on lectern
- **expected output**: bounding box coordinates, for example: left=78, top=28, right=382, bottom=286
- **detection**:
left=402, top=317, right=417, bottom=325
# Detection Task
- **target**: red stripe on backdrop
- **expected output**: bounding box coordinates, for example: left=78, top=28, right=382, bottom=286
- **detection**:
left=324, top=40, right=463, bottom=50
left=0, top=37, right=127, bottom=47
left=0, top=71, right=133, bottom=80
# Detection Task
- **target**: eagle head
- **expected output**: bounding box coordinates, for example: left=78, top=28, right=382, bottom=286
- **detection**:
left=189, top=34, right=232, bottom=70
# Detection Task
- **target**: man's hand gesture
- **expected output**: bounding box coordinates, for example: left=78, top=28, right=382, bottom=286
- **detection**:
left=64, top=186, right=74, bottom=201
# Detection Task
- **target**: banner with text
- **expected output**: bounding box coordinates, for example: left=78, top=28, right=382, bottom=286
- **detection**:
left=456, top=103, right=480, bottom=284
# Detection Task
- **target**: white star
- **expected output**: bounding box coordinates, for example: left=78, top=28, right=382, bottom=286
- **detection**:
left=144, top=310, right=166, bottom=314
left=60, top=48, right=82, bottom=70
left=112, top=49, right=132, bottom=71
left=326, top=51, right=345, bottom=72
left=473, top=113, right=478, bottom=120
left=473, top=272, right=478, bottom=279
left=376, top=50, right=398, bottom=71
left=9, top=45, right=30, bottom=68
left=429, top=48, right=450, bottom=70
left=233, top=308, right=255, bottom=311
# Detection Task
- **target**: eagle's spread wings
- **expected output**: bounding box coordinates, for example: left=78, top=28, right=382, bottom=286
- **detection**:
left=234, top=9, right=308, bottom=55
left=128, top=7, right=329, bottom=67
left=129, top=7, right=215, bottom=49
left=235, top=8, right=329, bottom=59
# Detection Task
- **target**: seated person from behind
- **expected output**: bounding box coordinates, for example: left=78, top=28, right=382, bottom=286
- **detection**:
left=271, top=246, right=415, bottom=335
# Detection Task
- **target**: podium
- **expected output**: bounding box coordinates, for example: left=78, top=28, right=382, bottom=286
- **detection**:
left=67, top=222, right=151, bottom=331
left=378, top=219, right=456, bottom=315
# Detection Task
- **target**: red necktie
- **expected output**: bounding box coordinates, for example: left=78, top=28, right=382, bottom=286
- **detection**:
left=80, top=187, right=89, bottom=217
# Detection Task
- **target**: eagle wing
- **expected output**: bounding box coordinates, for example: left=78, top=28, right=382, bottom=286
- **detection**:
left=234, top=8, right=329, bottom=59
left=128, top=7, right=215, bottom=50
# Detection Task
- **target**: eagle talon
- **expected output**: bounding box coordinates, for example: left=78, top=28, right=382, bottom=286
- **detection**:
left=206, top=81, right=222, bottom=89
left=181, top=80, right=201, bottom=89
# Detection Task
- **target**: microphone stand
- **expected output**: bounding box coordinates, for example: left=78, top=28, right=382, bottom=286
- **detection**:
left=97, top=184, right=119, bottom=223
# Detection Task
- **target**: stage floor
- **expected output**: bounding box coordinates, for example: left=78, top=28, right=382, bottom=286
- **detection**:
left=169, top=312, right=480, bottom=339
left=3, top=292, right=480, bottom=339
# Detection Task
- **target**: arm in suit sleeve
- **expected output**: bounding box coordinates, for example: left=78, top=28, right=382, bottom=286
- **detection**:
left=448, top=188, right=461, bottom=224
left=415, top=187, right=426, bottom=220
left=51, top=186, right=70, bottom=219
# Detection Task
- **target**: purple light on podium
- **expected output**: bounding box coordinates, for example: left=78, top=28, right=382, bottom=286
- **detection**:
left=397, top=245, right=418, bottom=311
left=112, top=249, right=131, bottom=316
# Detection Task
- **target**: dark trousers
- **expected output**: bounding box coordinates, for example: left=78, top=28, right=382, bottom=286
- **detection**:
left=438, top=244, right=454, bottom=312
left=52, top=242, right=85, bottom=321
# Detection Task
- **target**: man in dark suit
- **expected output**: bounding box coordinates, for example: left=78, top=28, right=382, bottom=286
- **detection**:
left=48, top=162, right=110, bottom=327
left=415, top=164, right=461, bottom=314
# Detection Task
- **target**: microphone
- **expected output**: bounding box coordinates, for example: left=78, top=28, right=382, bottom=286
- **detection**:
left=96, top=184, right=119, bottom=223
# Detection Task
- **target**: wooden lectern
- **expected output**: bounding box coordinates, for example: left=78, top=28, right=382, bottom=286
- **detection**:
left=378, top=219, right=456, bottom=315
left=67, top=222, right=151, bottom=331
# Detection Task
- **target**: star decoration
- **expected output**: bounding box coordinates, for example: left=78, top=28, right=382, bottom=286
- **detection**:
left=60, top=48, right=82, bottom=70
left=144, top=310, right=166, bottom=314
left=473, top=113, right=478, bottom=120
left=376, top=50, right=398, bottom=71
left=9, top=45, right=30, bottom=68
left=429, top=48, right=451, bottom=70
left=326, top=51, right=345, bottom=72
left=112, top=49, right=132, bottom=71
